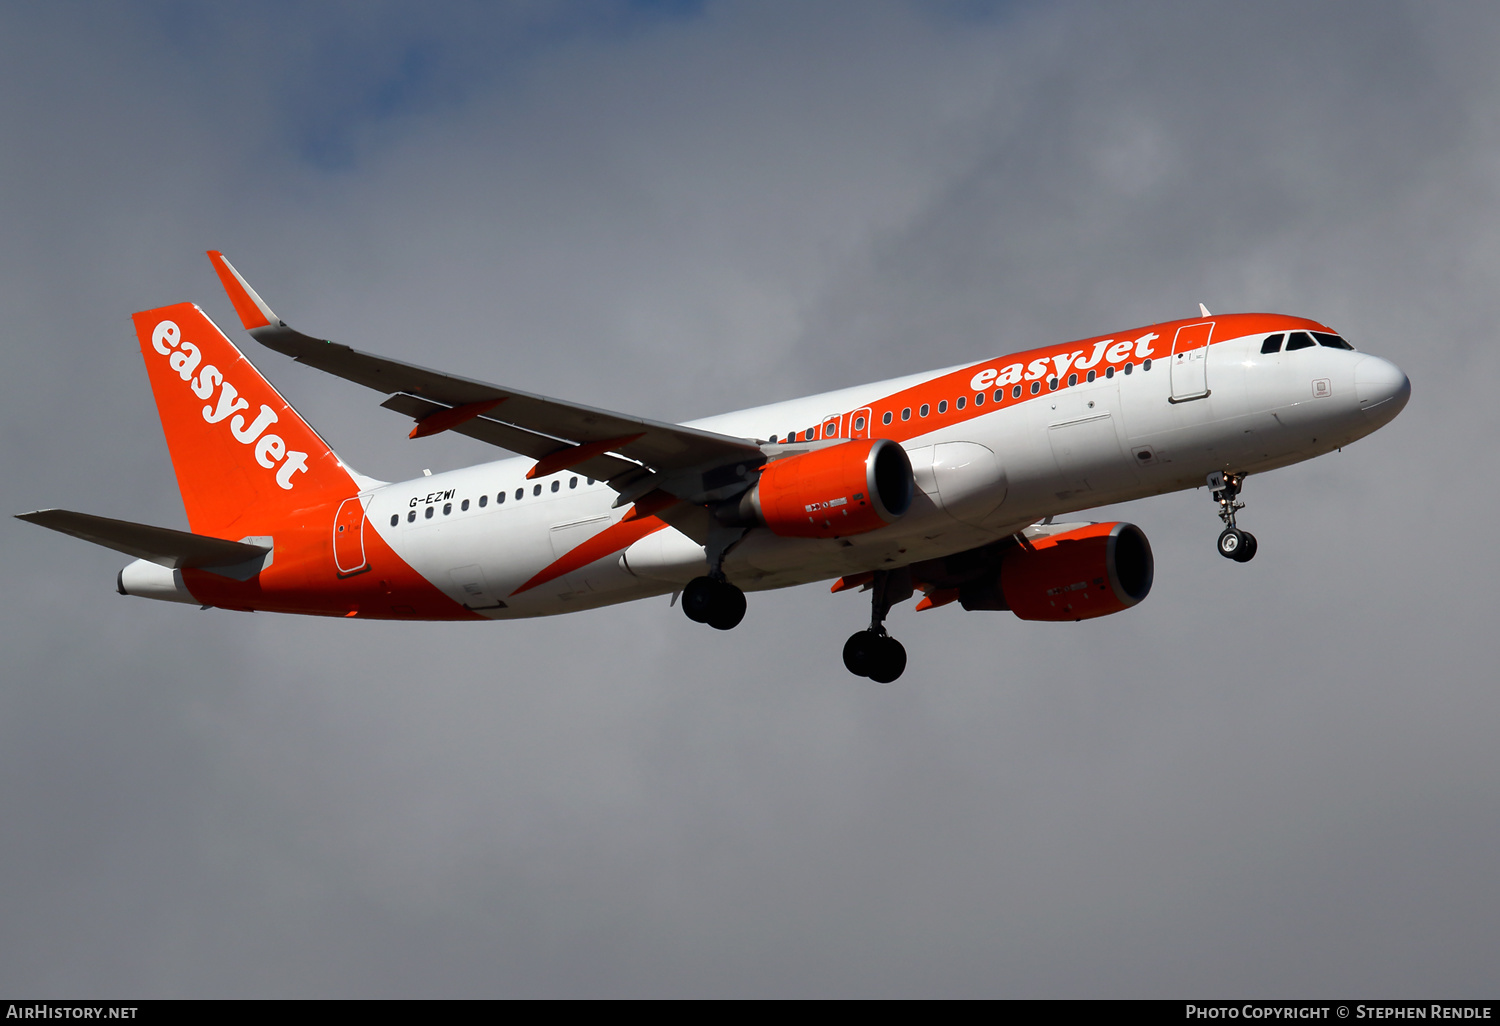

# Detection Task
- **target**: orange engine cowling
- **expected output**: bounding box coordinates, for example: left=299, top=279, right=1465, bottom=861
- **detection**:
left=741, top=438, right=914, bottom=538
left=997, top=521, right=1154, bottom=621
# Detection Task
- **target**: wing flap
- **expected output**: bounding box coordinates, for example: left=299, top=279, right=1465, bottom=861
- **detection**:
left=379, top=393, right=645, bottom=483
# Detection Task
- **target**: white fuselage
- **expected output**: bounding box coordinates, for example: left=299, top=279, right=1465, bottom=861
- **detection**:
left=366, top=330, right=1408, bottom=618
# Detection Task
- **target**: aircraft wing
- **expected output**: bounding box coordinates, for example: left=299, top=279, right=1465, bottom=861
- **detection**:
left=208, top=251, right=766, bottom=507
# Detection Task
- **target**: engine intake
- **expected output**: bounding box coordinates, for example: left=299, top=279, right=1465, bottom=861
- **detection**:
left=730, top=438, right=914, bottom=538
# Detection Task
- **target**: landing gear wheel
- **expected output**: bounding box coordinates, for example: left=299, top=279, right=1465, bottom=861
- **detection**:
left=707, top=582, right=746, bottom=630
left=1217, top=527, right=1246, bottom=560
left=867, top=636, right=907, bottom=684
left=682, top=576, right=746, bottom=630
left=682, top=576, right=716, bottom=623
left=1233, top=531, right=1258, bottom=563
left=843, top=631, right=876, bottom=677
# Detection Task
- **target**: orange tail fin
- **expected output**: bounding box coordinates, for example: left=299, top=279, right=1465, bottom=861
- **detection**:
left=132, top=302, right=356, bottom=537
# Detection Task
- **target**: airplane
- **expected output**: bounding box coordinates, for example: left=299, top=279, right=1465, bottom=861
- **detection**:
left=18, top=253, right=1411, bottom=683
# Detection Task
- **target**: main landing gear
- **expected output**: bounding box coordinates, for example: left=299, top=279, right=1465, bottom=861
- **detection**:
left=1208, top=471, right=1258, bottom=563
left=843, top=568, right=911, bottom=683
left=682, top=574, right=746, bottom=630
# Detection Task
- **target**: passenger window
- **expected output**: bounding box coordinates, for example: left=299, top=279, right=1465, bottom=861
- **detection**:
left=1142, top=359, right=1152, bottom=371
left=497, top=492, right=505, bottom=504
left=551, top=480, right=560, bottom=493
left=570, top=476, right=578, bottom=488
left=955, top=397, right=965, bottom=411
left=1012, top=384, right=1022, bottom=398
left=919, top=404, right=929, bottom=417
left=1030, top=381, right=1041, bottom=394
left=1048, top=378, right=1059, bottom=391
left=855, top=415, right=866, bottom=429
left=1086, top=370, right=1096, bottom=382
left=461, top=499, right=470, bottom=511
left=974, top=393, right=984, bottom=406
left=443, top=503, right=452, bottom=515
left=425, top=506, right=434, bottom=519
left=882, top=411, right=893, bottom=425
left=390, top=515, right=399, bottom=527
left=825, top=422, right=837, bottom=436
left=407, top=510, right=415, bottom=523
left=901, top=408, right=911, bottom=421
left=937, top=400, right=947, bottom=414
left=1261, top=333, right=1285, bottom=354
left=479, top=495, right=488, bottom=507
left=1067, top=373, right=1077, bottom=386
left=1105, top=366, right=1115, bottom=379
left=1124, top=363, right=1134, bottom=375
left=1286, top=332, right=1316, bottom=351
left=993, top=389, right=1003, bottom=403
left=515, top=488, right=524, bottom=501
left=1314, top=332, right=1353, bottom=350
left=533, top=484, right=542, bottom=496
left=587, top=478, right=595, bottom=485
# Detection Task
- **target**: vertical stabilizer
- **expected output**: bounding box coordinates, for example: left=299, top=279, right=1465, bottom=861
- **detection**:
left=131, top=302, right=356, bottom=537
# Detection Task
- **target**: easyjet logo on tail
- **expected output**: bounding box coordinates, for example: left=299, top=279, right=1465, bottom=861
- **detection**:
left=150, top=319, right=309, bottom=489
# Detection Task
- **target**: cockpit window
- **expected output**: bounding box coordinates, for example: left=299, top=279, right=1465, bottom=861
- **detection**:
left=1260, top=333, right=1285, bottom=354
left=1313, top=332, right=1354, bottom=350
left=1285, top=331, right=1316, bottom=351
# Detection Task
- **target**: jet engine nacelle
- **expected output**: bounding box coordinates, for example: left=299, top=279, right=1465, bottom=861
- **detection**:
left=960, top=521, right=1154, bottom=621
left=734, top=438, right=914, bottom=539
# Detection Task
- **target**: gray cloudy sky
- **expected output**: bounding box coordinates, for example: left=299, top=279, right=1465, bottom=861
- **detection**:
left=3, top=0, right=1497, bottom=998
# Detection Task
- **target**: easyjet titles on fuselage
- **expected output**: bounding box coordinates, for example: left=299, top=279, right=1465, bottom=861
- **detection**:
left=968, top=332, right=1160, bottom=392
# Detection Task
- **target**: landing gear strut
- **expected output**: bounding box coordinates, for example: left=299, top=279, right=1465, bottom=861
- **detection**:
left=843, top=569, right=911, bottom=683
left=682, top=525, right=747, bottom=630
left=1208, top=471, right=1257, bottom=563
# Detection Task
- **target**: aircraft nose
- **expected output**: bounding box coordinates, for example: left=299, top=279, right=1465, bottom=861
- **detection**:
left=1354, top=355, right=1411, bottom=421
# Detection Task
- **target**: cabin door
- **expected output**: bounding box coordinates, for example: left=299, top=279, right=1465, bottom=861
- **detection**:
left=1170, top=321, right=1213, bottom=402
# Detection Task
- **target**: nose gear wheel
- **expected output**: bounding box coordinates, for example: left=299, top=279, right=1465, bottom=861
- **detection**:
left=1217, top=526, right=1258, bottom=562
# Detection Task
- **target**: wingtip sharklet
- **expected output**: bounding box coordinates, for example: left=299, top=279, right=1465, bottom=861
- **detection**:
left=207, top=250, right=281, bottom=332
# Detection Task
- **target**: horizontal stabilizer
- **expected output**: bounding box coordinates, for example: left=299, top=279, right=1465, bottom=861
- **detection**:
left=17, top=509, right=270, bottom=571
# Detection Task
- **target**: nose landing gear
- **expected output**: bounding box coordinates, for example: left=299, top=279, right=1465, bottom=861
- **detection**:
left=842, top=568, right=912, bottom=683
left=1208, top=471, right=1257, bottom=563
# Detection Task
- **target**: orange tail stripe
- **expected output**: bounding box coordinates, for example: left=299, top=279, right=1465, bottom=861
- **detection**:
left=526, top=433, right=644, bottom=480
left=409, top=399, right=504, bottom=439
left=511, top=514, right=669, bottom=596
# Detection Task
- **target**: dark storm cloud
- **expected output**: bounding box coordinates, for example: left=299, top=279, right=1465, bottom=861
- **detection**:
left=1, top=0, right=1497, bottom=997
